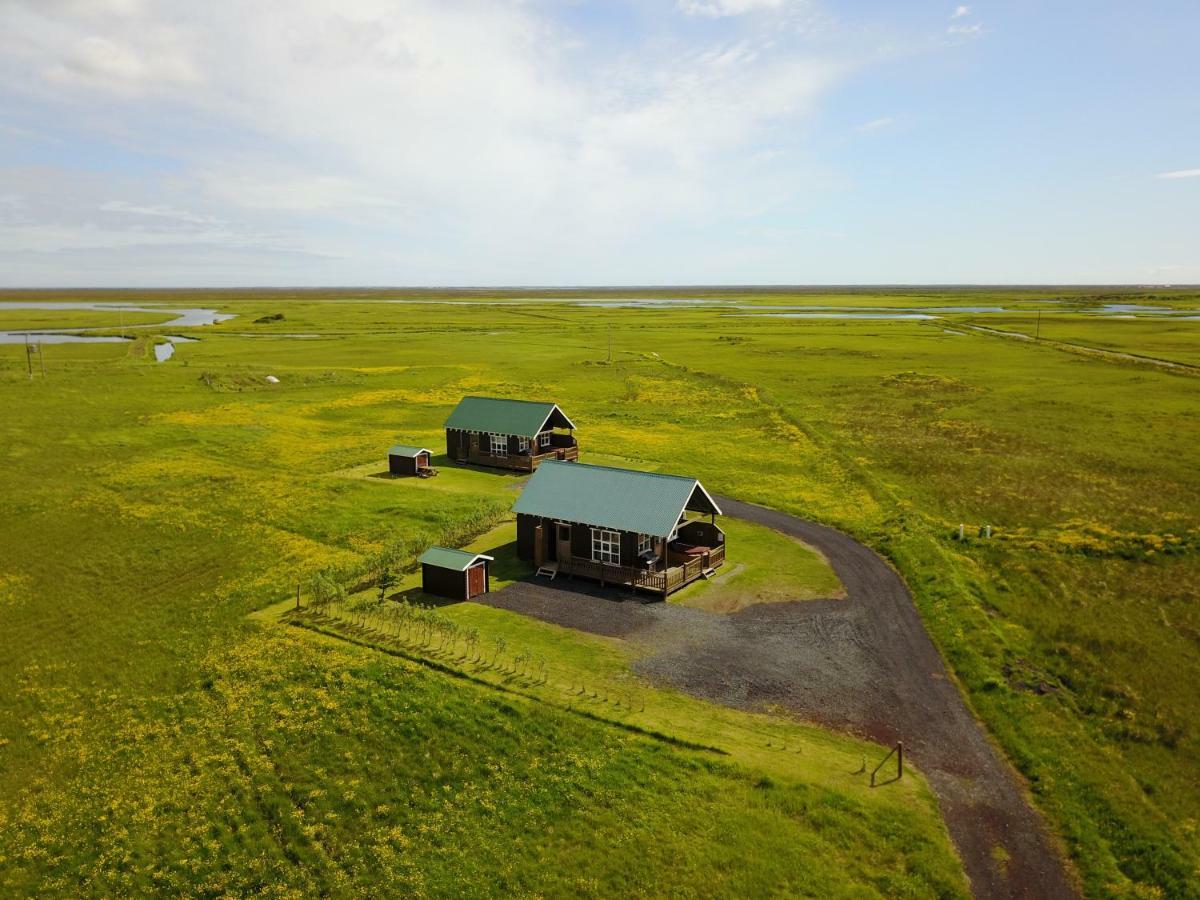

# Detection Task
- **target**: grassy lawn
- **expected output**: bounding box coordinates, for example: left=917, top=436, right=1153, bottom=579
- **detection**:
left=2, top=286, right=1198, bottom=896
left=965, top=312, right=1200, bottom=366
left=0, top=307, right=176, bottom=330
left=287, top=594, right=937, bottom=811
left=673, top=516, right=844, bottom=612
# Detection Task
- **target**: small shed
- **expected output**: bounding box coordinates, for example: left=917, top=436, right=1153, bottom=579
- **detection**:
left=419, top=547, right=494, bottom=601
left=389, top=445, right=433, bottom=477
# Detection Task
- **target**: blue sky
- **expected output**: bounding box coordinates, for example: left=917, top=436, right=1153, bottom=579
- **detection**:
left=0, top=0, right=1197, bottom=287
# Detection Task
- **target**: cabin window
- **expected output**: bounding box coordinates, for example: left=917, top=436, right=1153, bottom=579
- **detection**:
left=638, top=534, right=652, bottom=555
left=518, top=436, right=530, bottom=452
left=591, top=528, right=620, bottom=565
left=539, top=431, right=551, bottom=448
left=489, top=433, right=508, bottom=457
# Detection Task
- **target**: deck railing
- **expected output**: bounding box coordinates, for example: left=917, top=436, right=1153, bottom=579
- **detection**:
left=557, top=545, right=723, bottom=596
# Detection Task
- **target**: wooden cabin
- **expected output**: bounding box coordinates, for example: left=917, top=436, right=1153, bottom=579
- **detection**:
left=444, top=396, right=579, bottom=472
left=419, top=547, right=494, bottom=601
left=513, top=461, right=725, bottom=598
left=388, top=444, right=434, bottom=477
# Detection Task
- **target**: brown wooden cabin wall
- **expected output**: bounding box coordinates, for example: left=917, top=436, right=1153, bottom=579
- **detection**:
left=569, top=523, right=591, bottom=560
left=620, top=531, right=638, bottom=566
left=519, top=517, right=661, bottom=569
left=421, top=563, right=468, bottom=601
left=678, top=520, right=723, bottom=547
left=389, top=455, right=418, bottom=476
left=516, top=513, right=539, bottom=560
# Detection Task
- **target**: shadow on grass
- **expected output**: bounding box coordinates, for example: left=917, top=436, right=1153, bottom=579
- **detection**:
left=432, top=453, right=533, bottom=481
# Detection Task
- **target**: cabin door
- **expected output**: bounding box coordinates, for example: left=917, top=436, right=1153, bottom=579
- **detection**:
left=555, top=523, right=571, bottom=564
left=467, top=563, right=486, bottom=598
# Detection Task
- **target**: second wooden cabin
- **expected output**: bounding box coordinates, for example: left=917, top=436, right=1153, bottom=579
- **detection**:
left=444, top=396, right=579, bottom=472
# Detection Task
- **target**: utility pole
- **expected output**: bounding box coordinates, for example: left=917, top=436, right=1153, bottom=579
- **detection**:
left=606, top=324, right=612, bottom=364
left=24, top=335, right=32, bottom=379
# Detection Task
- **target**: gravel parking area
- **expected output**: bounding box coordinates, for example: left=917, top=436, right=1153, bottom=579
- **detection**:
left=482, top=496, right=1078, bottom=900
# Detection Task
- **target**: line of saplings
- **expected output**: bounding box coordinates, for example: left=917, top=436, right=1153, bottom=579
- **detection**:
left=293, top=596, right=655, bottom=716
left=297, top=600, right=551, bottom=684
left=293, top=496, right=654, bottom=712
left=304, top=497, right=509, bottom=608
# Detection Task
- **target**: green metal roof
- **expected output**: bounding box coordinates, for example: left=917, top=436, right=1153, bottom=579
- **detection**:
left=513, top=461, right=720, bottom=537
left=388, top=444, right=431, bottom=457
left=418, top=546, right=494, bottom=572
left=443, top=396, right=573, bottom=437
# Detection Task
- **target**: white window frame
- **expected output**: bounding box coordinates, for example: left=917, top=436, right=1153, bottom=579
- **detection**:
left=518, top=435, right=530, bottom=452
left=591, top=528, right=620, bottom=565
left=539, top=431, right=551, bottom=448
left=489, top=433, right=508, bottom=458
left=638, top=533, right=652, bottom=555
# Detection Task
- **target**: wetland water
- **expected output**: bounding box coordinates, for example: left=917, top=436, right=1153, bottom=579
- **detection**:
left=0, top=303, right=235, bottom=355
left=0, top=303, right=228, bottom=360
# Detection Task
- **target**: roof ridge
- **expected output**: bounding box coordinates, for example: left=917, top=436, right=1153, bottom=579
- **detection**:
left=462, top=395, right=555, bottom=407
left=541, top=459, right=697, bottom=484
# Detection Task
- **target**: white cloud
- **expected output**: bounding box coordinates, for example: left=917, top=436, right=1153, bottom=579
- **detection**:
left=1155, top=168, right=1200, bottom=180
left=857, top=116, right=896, bottom=132
left=947, top=23, right=983, bottom=37
left=677, top=0, right=790, bottom=17
left=951, top=5, right=971, bottom=19
left=1, top=2, right=199, bottom=96
left=0, top=0, right=907, bottom=283
left=100, top=200, right=225, bottom=225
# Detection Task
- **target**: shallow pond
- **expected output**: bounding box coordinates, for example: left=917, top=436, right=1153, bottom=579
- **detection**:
left=0, top=301, right=236, bottom=328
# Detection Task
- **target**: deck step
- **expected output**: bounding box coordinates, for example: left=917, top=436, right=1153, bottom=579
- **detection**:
left=701, top=567, right=717, bottom=580
left=535, top=565, right=558, bottom=581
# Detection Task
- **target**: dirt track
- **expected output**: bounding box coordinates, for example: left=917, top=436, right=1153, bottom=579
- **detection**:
left=483, top=497, right=1078, bottom=899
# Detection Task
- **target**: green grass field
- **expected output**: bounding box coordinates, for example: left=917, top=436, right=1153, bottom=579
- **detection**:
left=0, top=307, right=176, bottom=330
left=673, top=516, right=844, bottom=612
left=1, top=288, right=1198, bottom=897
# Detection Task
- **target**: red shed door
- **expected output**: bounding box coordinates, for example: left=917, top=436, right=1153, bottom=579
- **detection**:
left=467, top=563, right=486, bottom=598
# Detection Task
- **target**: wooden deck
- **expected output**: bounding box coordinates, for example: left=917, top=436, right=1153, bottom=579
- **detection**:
left=552, top=543, right=725, bottom=597
left=460, top=442, right=579, bottom=471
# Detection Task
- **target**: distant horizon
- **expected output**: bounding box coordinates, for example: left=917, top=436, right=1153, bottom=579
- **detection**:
left=1, top=283, right=1198, bottom=294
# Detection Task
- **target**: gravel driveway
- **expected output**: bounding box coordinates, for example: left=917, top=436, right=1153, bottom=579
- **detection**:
left=482, top=496, right=1078, bottom=900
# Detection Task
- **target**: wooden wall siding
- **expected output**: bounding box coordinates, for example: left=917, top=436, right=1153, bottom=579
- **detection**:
left=389, top=454, right=418, bottom=476
left=571, top=522, right=591, bottom=560
left=422, top=561, right=490, bottom=600
left=516, top=513, right=725, bottom=596
left=444, top=428, right=578, bottom=471
left=422, top=563, right=468, bottom=601
left=620, top=531, right=638, bottom=567
left=678, top=520, right=723, bottom=547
